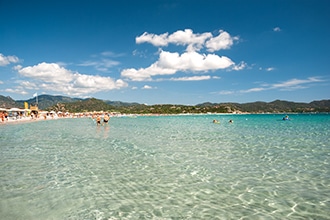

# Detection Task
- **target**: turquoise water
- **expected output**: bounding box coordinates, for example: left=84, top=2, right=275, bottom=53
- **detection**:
left=0, top=114, right=329, bottom=219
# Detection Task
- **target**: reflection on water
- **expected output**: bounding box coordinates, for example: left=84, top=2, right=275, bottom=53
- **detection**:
left=0, top=115, right=329, bottom=219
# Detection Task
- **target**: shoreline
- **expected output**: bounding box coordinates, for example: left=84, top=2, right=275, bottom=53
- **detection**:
left=0, top=115, right=66, bottom=126
left=1, top=112, right=328, bottom=126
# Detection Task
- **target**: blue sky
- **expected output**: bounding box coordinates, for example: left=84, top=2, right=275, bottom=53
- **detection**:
left=1, top=0, right=329, bottom=105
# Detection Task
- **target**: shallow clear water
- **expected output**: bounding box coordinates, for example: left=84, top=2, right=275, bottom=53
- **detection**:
left=1, top=114, right=329, bottom=219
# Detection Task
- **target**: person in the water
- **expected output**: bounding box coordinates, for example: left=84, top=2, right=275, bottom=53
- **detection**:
left=96, top=115, right=102, bottom=125
left=283, top=115, right=290, bottom=120
left=103, top=114, right=110, bottom=124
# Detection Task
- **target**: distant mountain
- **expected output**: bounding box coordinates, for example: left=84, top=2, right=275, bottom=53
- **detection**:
left=103, top=100, right=143, bottom=107
left=0, top=95, right=21, bottom=108
left=196, top=99, right=330, bottom=113
left=15, top=95, right=82, bottom=110
left=0, top=94, right=144, bottom=111
left=53, top=98, right=113, bottom=112
left=1, top=94, right=329, bottom=113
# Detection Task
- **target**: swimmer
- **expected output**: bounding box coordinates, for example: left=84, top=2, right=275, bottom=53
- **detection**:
left=213, top=119, right=220, bottom=124
left=283, top=115, right=290, bottom=120
left=229, top=119, right=233, bottom=123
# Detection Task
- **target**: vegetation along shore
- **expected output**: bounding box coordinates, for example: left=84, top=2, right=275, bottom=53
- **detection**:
left=1, top=94, right=329, bottom=115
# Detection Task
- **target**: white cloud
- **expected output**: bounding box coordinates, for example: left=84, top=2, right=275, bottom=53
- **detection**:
left=121, top=64, right=177, bottom=82
left=17, top=62, right=128, bottom=96
left=239, top=77, right=324, bottom=93
left=101, top=51, right=124, bottom=57
left=121, top=50, right=234, bottom=81
left=266, top=67, right=275, bottom=71
left=158, top=51, right=234, bottom=71
left=271, top=77, right=323, bottom=90
left=215, top=77, right=325, bottom=96
left=0, top=53, right=20, bottom=66
left=169, top=75, right=211, bottom=81
left=13, top=65, right=22, bottom=70
left=273, top=27, right=281, bottom=32
left=78, top=52, right=121, bottom=72
left=136, top=32, right=169, bottom=47
left=0, top=80, right=3, bottom=84
left=136, top=29, right=237, bottom=52
left=78, top=59, right=120, bottom=72
left=19, top=62, right=74, bottom=84
left=168, top=29, right=212, bottom=52
left=126, top=29, right=239, bottom=81
left=232, top=61, right=247, bottom=71
left=217, top=90, right=234, bottom=95
left=142, top=85, right=153, bottom=89
left=5, top=88, right=28, bottom=95
left=19, top=80, right=38, bottom=89
left=240, top=87, right=266, bottom=93
left=205, top=30, right=238, bottom=52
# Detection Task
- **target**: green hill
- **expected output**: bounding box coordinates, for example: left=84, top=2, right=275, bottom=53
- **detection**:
left=15, top=95, right=82, bottom=110
left=0, top=95, right=20, bottom=108
left=1, top=94, right=329, bottom=114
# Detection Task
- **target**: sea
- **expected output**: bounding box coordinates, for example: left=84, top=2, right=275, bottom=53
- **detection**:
left=0, top=114, right=329, bottom=220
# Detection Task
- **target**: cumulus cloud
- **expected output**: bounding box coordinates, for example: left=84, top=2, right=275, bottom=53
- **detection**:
left=168, top=29, right=212, bottom=52
left=205, top=30, right=238, bottom=52
left=158, top=51, right=234, bottom=71
left=19, top=62, right=74, bottom=84
left=136, top=32, right=169, bottom=47
left=136, top=29, right=237, bottom=52
left=122, top=50, right=234, bottom=81
left=17, top=62, right=128, bottom=96
left=124, top=29, right=240, bottom=81
left=0, top=53, right=20, bottom=66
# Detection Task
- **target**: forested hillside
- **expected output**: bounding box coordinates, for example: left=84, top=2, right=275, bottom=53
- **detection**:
left=1, top=95, right=329, bottom=113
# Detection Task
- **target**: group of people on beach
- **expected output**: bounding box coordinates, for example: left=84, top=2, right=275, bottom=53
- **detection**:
left=0, top=111, right=8, bottom=123
left=0, top=111, right=25, bottom=122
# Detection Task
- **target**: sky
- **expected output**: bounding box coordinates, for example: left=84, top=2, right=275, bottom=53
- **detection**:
left=1, top=0, right=329, bottom=105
